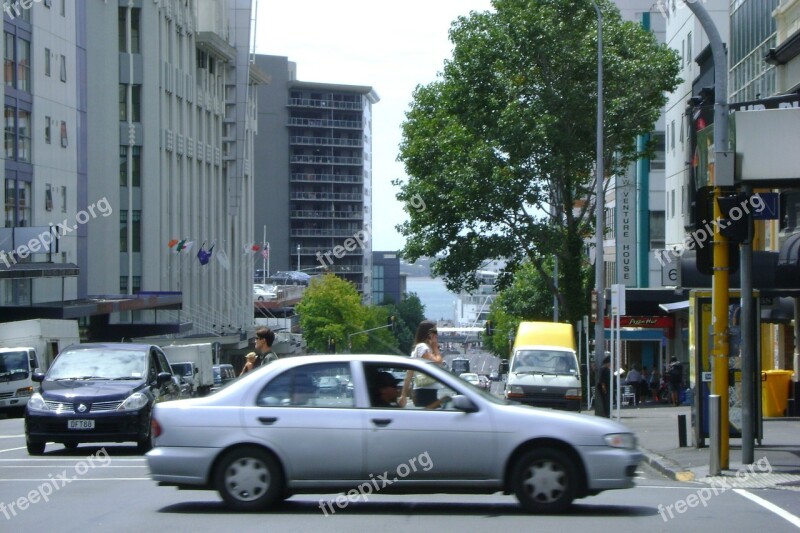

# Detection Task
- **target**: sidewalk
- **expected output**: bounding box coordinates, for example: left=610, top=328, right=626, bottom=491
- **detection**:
left=612, top=402, right=800, bottom=490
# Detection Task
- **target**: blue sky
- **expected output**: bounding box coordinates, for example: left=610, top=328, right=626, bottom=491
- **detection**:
left=255, top=0, right=494, bottom=251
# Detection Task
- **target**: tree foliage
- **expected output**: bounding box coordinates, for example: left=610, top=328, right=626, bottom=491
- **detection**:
left=395, top=0, right=680, bottom=326
left=296, top=274, right=366, bottom=353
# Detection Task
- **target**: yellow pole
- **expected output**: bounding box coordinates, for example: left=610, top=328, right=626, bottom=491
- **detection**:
left=712, top=186, right=730, bottom=469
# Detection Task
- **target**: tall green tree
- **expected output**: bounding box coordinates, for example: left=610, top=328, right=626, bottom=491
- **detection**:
left=296, top=274, right=366, bottom=353
left=395, top=292, right=426, bottom=354
left=395, top=0, right=680, bottom=325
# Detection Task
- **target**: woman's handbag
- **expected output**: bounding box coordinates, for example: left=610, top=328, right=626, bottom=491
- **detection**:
left=414, top=372, right=436, bottom=388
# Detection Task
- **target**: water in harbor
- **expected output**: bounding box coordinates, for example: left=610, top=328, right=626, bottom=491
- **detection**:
left=406, top=277, right=458, bottom=323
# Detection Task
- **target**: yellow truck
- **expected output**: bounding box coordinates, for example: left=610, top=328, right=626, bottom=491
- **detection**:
left=504, top=321, right=582, bottom=411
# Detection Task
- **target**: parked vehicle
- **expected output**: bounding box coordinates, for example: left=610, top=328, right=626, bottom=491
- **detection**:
left=25, top=343, right=181, bottom=455
left=0, top=347, right=40, bottom=417
left=170, top=362, right=198, bottom=396
left=253, top=284, right=278, bottom=301
left=477, top=374, right=491, bottom=390
left=212, top=364, right=236, bottom=391
left=146, top=354, right=641, bottom=514
left=505, top=322, right=582, bottom=411
left=0, top=318, right=80, bottom=370
left=161, top=343, right=215, bottom=397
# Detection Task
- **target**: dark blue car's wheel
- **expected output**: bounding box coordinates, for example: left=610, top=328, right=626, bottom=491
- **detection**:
left=26, top=438, right=45, bottom=456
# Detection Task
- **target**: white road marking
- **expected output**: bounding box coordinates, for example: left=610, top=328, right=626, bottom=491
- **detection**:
left=0, top=478, right=150, bottom=482
left=734, top=488, right=800, bottom=528
left=0, top=447, right=27, bottom=453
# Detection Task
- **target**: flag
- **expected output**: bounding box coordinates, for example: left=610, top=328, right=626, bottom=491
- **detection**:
left=243, top=243, right=260, bottom=255
left=261, top=247, right=269, bottom=260
left=216, top=247, right=230, bottom=271
left=197, top=244, right=214, bottom=265
left=168, top=239, right=179, bottom=248
left=175, top=239, right=194, bottom=253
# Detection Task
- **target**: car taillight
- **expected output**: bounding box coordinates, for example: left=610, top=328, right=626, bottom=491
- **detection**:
left=151, top=418, right=162, bottom=438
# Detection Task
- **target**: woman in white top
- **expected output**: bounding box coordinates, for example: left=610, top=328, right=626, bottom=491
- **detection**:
left=398, top=320, right=444, bottom=408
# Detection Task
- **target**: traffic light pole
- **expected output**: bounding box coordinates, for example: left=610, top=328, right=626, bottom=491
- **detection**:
left=683, top=0, right=732, bottom=470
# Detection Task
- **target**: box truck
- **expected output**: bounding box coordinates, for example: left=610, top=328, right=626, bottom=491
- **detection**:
left=504, top=321, right=581, bottom=411
left=161, top=343, right=214, bottom=396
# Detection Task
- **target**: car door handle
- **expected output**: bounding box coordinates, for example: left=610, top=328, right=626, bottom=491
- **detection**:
left=371, top=418, right=392, bottom=427
left=258, top=417, right=278, bottom=425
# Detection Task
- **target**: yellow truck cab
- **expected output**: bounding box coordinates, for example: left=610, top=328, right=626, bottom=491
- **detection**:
left=504, top=321, right=582, bottom=411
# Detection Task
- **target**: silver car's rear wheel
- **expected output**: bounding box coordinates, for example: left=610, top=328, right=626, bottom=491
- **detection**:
left=512, top=448, right=577, bottom=514
left=216, top=447, right=283, bottom=511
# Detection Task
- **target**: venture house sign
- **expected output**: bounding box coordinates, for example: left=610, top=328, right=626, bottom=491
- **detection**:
left=615, top=175, right=637, bottom=286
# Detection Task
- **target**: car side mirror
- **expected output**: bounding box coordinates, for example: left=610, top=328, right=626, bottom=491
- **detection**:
left=32, top=372, right=45, bottom=383
left=451, top=395, right=478, bottom=413
left=156, top=372, right=173, bottom=385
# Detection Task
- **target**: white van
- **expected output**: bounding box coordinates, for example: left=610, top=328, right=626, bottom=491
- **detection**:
left=0, top=347, right=40, bottom=417
left=504, top=322, right=581, bottom=411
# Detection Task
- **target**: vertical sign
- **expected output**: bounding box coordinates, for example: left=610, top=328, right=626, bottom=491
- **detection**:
left=615, top=175, right=637, bottom=286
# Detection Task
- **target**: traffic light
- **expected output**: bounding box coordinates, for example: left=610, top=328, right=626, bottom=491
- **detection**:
left=484, top=320, right=494, bottom=336
left=717, top=193, right=752, bottom=243
left=693, top=186, right=738, bottom=275
left=387, top=315, right=396, bottom=331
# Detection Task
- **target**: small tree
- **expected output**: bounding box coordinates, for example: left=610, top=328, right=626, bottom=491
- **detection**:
left=296, top=274, right=366, bottom=353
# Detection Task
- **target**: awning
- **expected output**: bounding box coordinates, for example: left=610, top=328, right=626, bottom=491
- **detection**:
left=659, top=300, right=690, bottom=313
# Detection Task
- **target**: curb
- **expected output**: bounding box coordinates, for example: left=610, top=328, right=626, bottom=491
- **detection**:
left=641, top=448, right=696, bottom=482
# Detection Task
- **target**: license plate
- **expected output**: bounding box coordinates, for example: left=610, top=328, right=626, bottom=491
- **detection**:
left=67, top=419, right=94, bottom=430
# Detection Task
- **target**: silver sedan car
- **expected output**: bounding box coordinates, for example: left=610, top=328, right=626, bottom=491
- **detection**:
left=146, top=354, right=641, bottom=513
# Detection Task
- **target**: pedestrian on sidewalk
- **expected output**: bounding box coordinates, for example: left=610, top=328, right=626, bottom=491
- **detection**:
left=667, top=357, right=683, bottom=406
left=597, top=355, right=612, bottom=417
left=649, top=369, right=661, bottom=402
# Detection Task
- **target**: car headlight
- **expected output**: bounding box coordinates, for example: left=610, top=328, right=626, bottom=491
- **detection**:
left=604, top=433, right=637, bottom=450
left=118, top=392, right=149, bottom=411
left=508, top=386, right=524, bottom=395
left=16, top=386, right=34, bottom=397
left=27, top=393, right=48, bottom=411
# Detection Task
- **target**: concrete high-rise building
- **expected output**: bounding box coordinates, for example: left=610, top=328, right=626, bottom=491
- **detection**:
left=254, top=54, right=379, bottom=301
left=1, top=1, right=81, bottom=306
left=84, top=0, right=266, bottom=335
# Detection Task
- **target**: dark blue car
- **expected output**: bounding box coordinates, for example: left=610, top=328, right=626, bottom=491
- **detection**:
left=24, top=343, right=181, bottom=455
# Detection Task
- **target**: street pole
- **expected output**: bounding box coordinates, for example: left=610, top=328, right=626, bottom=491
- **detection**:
left=592, top=0, right=606, bottom=417
left=262, top=226, right=267, bottom=284
left=682, top=0, right=732, bottom=469
left=297, top=244, right=300, bottom=271
left=741, top=184, right=754, bottom=464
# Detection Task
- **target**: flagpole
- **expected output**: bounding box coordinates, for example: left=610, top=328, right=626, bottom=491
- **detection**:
left=262, top=225, right=267, bottom=283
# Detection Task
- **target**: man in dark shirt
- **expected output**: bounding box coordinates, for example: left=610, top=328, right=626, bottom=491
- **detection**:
left=254, top=327, right=278, bottom=367
left=372, top=372, right=401, bottom=407
left=597, top=355, right=612, bottom=418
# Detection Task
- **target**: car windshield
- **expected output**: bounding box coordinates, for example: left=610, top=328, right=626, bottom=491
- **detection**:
left=0, top=351, right=30, bottom=381
left=511, top=350, right=577, bottom=375
left=47, top=348, right=146, bottom=380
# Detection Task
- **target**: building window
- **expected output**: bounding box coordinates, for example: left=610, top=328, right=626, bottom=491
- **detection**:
left=131, top=85, right=141, bottom=122
left=687, top=31, right=692, bottom=65
left=17, top=110, right=30, bottom=161
left=61, top=185, right=66, bottom=213
left=60, top=54, right=66, bottom=82
left=60, top=121, right=67, bottom=148
left=119, top=146, right=128, bottom=186
left=119, top=84, right=127, bottom=121
left=45, top=116, right=51, bottom=144
left=4, top=33, right=14, bottom=88
left=4, top=179, right=31, bottom=228
left=650, top=211, right=665, bottom=249
left=44, top=48, right=50, bottom=76
left=119, top=210, right=141, bottom=253
left=16, top=38, right=29, bottom=92
left=118, top=8, right=126, bottom=52
left=130, top=8, right=141, bottom=54
left=45, top=184, right=53, bottom=211
left=60, top=0, right=65, bottom=17
left=4, top=106, right=15, bottom=159
left=131, top=146, right=141, bottom=186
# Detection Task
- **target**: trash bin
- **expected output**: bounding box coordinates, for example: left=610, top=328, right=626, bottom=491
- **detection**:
left=762, top=370, right=794, bottom=417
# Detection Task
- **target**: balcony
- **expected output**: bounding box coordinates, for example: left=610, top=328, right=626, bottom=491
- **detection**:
left=290, top=173, right=363, bottom=184
left=290, top=192, right=363, bottom=202
left=291, top=228, right=364, bottom=238
left=290, top=136, right=363, bottom=148
left=288, top=117, right=362, bottom=129
left=290, top=155, right=363, bottom=166
left=291, top=210, right=363, bottom=220
left=288, top=98, right=362, bottom=111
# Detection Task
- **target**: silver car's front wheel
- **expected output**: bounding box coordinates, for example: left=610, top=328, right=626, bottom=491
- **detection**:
left=216, top=447, right=283, bottom=511
left=512, top=448, right=578, bottom=514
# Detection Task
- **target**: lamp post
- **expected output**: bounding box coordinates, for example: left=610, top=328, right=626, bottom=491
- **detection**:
left=592, top=0, right=606, bottom=416
left=296, top=244, right=301, bottom=271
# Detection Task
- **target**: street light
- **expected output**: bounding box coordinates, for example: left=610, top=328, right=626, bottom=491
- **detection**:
left=592, top=0, right=606, bottom=416
left=296, top=244, right=301, bottom=271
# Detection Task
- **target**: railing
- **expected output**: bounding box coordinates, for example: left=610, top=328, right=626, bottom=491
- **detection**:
left=291, top=228, right=363, bottom=237
left=290, top=192, right=363, bottom=201
left=291, top=210, right=363, bottom=219
left=287, top=98, right=362, bottom=111
left=288, top=117, right=362, bottom=129
left=290, top=136, right=362, bottom=148
left=290, top=173, right=363, bottom=184
left=290, top=155, right=363, bottom=165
